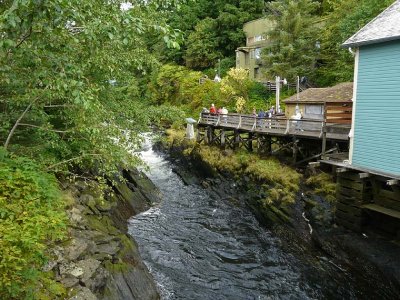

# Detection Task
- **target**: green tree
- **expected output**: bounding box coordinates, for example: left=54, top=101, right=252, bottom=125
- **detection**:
left=158, top=0, right=266, bottom=68
left=316, top=0, right=395, bottom=86
left=185, top=18, right=221, bottom=69
left=0, top=0, right=178, bottom=175
left=262, top=0, right=320, bottom=82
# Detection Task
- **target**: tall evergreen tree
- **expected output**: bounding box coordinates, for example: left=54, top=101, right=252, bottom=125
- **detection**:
left=315, top=0, right=395, bottom=86
left=262, top=0, right=320, bottom=82
left=157, top=0, right=267, bottom=69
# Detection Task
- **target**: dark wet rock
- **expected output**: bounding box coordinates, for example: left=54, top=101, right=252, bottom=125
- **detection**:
left=201, top=180, right=210, bottom=189
left=79, top=194, right=95, bottom=205
left=65, top=238, right=89, bottom=261
left=93, top=241, right=120, bottom=257
left=55, top=169, right=160, bottom=299
left=69, top=286, right=98, bottom=300
left=85, top=266, right=108, bottom=291
left=172, top=166, right=199, bottom=185
left=61, top=276, right=80, bottom=288
left=96, top=199, right=113, bottom=212
left=102, top=266, right=159, bottom=300
left=76, top=258, right=101, bottom=285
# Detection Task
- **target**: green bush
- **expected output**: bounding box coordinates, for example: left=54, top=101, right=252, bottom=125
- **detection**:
left=0, top=148, right=67, bottom=299
left=147, top=64, right=220, bottom=113
left=306, top=172, right=336, bottom=203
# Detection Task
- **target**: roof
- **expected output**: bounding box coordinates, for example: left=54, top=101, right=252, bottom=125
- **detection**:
left=283, top=82, right=353, bottom=104
left=342, top=1, right=400, bottom=48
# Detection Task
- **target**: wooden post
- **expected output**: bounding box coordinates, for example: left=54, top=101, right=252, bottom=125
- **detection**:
left=248, top=132, right=253, bottom=152
left=221, top=129, right=226, bottom=148
left=234, top=130, right=240, bottom=149
left=321, top=122, right=327, bottom=159
left=257, top=134, right=262, bottom=154
left=285, top=118, right=290, bottom=134
left=267, top=136, right=272, bottom=154
left=321, top=103, right=327, bottom=159
left=206, top=126, right=213, bottom=144
left=292, top=137, right=298, bottom=165
left=237, top=115, right=242, bottom=129
left=196, top=128, right=201, bottom=143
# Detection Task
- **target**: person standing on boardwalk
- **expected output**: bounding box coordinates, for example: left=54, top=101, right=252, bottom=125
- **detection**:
left=257, top=109, right=265, bottom=128
left=221, top=107, right=228, bottom=124
left=268, top=106, right=275, bottom=117
left=210, top=103, right=217, bottom=115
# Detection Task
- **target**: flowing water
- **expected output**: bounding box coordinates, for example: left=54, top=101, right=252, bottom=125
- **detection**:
left=128, top=139, right=391, bottom=299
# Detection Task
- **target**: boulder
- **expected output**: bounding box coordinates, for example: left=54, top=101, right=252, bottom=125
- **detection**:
left=93, top=241, right=120, bottom=257
left=60, top=276, right=80, bottom=288
left=76, top=258, right=101, bottom=284
left=59, top=262, right=84, bottom=278
left=69, top=287, right=98, bottom=300
left=65, top=238, right=89, bottom=261
left=83, top=266, right=108, bottom=291
left=69, top=207, right=84, bottom=225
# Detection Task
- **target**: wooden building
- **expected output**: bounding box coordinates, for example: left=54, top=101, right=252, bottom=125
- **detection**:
left=235, top=18, right=274, bottom=82
left=343, top=1, right=400, bottom=177
left=283, top=82, right=353, bottom=121
left=322, top=1, right=400, bottom=234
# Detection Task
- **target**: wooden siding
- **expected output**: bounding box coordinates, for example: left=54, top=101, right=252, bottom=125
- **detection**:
left=352, top=41, right=400, bottom=176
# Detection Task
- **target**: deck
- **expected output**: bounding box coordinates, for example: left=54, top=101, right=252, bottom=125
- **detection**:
left=198, top=113, right=350, bottom=141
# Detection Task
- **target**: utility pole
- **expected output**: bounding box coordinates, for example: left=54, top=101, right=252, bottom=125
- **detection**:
left=276, top=76, right=280, bottom=113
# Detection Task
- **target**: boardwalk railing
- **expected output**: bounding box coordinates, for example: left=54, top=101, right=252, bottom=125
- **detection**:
left=198, top=113, right=350, bottom=141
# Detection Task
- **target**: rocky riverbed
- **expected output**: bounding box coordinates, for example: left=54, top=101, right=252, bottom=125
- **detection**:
left=48, top=169, right=161, bottom=299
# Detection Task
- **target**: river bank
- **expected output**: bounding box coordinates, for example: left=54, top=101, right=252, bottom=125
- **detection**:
left=48, top=169, right=160, bottom=299
left=157, top=129, right=400, bottom=298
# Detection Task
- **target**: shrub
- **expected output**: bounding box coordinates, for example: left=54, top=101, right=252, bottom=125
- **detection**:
left=147, top=64, right=221, bottom=113
left=305, top=172, right=336, bottom=203
left=0, top=148, right=67, bottom=299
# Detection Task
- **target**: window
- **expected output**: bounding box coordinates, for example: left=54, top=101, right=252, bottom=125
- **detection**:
left=255, top=48, right=261, bottom=60
left=254, top=35, right=264, bottom=42
left=304, top=105, right=323, bottom=120
left=305, top=105, right=323, bottom=115
left=247, top=37, right=254, bottom=45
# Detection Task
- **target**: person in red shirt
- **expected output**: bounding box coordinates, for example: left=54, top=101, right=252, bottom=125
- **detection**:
left=209, top=103, right=216, bottom=115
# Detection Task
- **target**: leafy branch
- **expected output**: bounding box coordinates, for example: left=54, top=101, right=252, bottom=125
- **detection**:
left=4, top=100, right=35, bottom=150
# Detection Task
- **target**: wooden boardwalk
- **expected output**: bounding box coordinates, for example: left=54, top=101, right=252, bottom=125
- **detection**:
left=198, top=113, right=350, bottom=141
left=196, top=112, right=351, bottom=164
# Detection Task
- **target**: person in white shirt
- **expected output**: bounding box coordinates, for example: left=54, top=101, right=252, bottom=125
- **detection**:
left=221, top=107, right=228, bottom=124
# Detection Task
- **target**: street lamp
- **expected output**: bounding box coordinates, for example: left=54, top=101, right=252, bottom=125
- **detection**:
left=214, top=59, right=222, bottom=82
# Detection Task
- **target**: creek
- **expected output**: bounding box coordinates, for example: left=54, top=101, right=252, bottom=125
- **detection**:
left=128, top=138, right=391, bottom=300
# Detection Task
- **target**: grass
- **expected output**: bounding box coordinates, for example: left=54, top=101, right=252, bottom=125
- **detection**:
left=194, top=145, right=301, bottom=205
left=305, top=172, right=336, bottom=203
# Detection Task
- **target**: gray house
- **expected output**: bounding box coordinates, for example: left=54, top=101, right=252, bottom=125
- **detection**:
left=343, top=1, right=400, bottom=177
